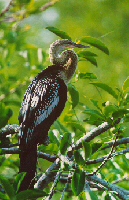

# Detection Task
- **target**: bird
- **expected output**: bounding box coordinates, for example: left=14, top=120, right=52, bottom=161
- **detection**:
left=18, top=39, right=90, bottom=192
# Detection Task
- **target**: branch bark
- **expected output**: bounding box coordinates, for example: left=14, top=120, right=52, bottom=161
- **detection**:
left=0, top=0, right=12, bottom=17
left=39, top=0, right=59, bottom=11
left=0, top=124, right=19, bottom=137
left=86, top=174, right=129, bottom=200
left=34, top=158, right=60, bottom=190
left=101, top=137, right=129, bottom=150
left=1, top=118, right=128, bottom=200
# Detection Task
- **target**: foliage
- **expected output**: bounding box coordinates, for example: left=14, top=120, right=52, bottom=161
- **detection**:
left=0, top=1, right=129, bottom=200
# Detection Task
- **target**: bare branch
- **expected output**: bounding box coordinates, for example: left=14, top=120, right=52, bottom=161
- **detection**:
left=46, top=170, right=61, bottom=200
left=0, top=0, right=13, bottom=17
left=39, top=0, right=59, bottom=11
left=102, top=137, right=129, bottom=150
left=86, top=148, right=129, bottom=165
left=112, top=177, right=129, bottom=184
left=37, top=151, right=56, bottom=162
left=87, top=134, right=118, bottom=176
left=34, top=158, right=60, bottom=190
left=68, top=118, right=121, bottom=154
left=9, top=142, right=19, bottom=147
left=0, top=124, right=19, bottom=137
left=86, top=174, right=129, bottom=199
left=0, top=148, right=19, bottom=155
left=0, top=147, right=57, bottom=162
left=60, top=172, right=71, bottom=200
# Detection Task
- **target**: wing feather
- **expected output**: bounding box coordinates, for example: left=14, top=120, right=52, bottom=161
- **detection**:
left=19, top=75, right=67, bottom=145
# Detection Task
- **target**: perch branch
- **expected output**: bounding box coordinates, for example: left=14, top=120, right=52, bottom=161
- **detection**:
left=0, top=124, right=19, bottom=137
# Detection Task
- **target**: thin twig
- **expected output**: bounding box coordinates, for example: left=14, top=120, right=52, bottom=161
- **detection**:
left=0, top=0, right=13, bottom=17
left=86, top=174, right=129, bottom=199
left=87, top=134, right=118, bottom=176
left=85, top=148, right=129, bottom=165
left=34, top=158, right=60, bottom=190
left=40, top=0, right=59, bottom=11
left=112, top=177, right=129, bottom=184
left=46, top=169, right=62, bottom=200
left=101, top=137, right=129, bottom=150
left=60, top=172, right=72, bottom=200
left=68, top=118, right=121, bottom=154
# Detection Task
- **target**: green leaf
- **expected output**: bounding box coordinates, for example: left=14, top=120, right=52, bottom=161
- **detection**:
left=0, top=191, right=9, bottom=200
left=90, top=99, right=102, bottom=111
left=67, top=122, right=85, bottom=133
left=122, top=76, right=129, bottom=92
left=91, top=143, right=103, bottom=154
left=78, top=50, right=97, bottom=57
left=125, top=92, right=129, bottom=103
left=82, top=141, right=92, bottom=159
left=46, top=27, right=72, bottom=40
left=60, top=132, right=71, bottom=155
left=0, top=175, right=15, bottom=199
left=78, top=192, right=86, bottom=200
left=85, top=191, right=98, bottom=200
left=6, top=31, right=16, bottom=43
left=112, top=109, right=129, bottom=119
left=79, top=73, right=97, bottom=79
left=105, top=194, right=112, bottom=200
left=53, top=121, right=63, bottom=136
left=90, top=82, right=118, bottom=99
left=103, top=105, right=118, bottom=117
left=16, top=189, right=47, bottom=200
left=81, top=36, right=109, bottom=55
left=48, top=130, right=60, bottom=146
left=71, top=168, right=85, bottom=196
left=74, top=150, right=85, bottom=165
left=85, top=56, right=98, bottom=66
left=13, top=172, right=26, bottom=194
left=68, top=84, right=79, bottom=108
left=0, top=103, right=13, bottom=128
left=44, top=143, right=59, bottom=154
left=56, top=120, right=70, bottom=133
left=83, top=109, right=104, bottom=119
left=78, top=50, right=98, bottom=66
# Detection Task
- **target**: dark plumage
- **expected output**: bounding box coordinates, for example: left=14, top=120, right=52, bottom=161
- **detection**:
left=18, top=39, right=90, bottom=192
left=18, top=65, right=67, bottom=191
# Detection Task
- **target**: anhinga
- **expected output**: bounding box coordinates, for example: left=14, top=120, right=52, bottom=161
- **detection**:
left=18, top=39, right=90, bottom=191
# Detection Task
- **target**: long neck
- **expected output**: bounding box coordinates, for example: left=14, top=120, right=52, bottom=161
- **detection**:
left=49, top=47, right=78, bottom=84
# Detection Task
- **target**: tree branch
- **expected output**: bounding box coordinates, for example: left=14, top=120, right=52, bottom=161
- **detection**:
left=46, top=170, right=61, bottom=200
left=86, top=174, right=129, bottom=200
left=0, top=0, right=12, bottom=17
left=0, top=124, right=19, bottom=137
left=39, top=0, right=59, bottom=11
left=86, top=148, right=129, bottom=165
left=68, top=118, right=121, bottom=154
left=0, top=148, right=19, bottom=155
left=102, top=137, right=129, bottom=150
left=34, top=158, right=60, bottom=190
left=112, top=177, right=129, bottom=184
left=87, top=134, right=118, bottom=176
